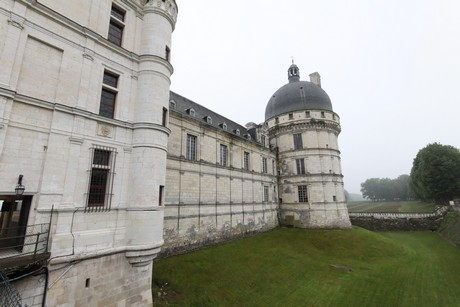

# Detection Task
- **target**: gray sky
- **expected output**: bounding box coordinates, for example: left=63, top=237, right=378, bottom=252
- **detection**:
left=170, top=0, right=460, bottom=194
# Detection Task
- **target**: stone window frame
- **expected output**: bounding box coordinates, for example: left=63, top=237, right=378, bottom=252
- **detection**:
left=298, top=185, right=308, bottom=203
left=108, top=4, right=125, bottom=46
left=262, top=157, right=268, bottom=174
left=99, top=70, right=119, bottom=119
left=220, top=144, right=228, bottom=167
left=263, top=185, right=269, bottom=203
left=296, top=158, right=305, bottom=175
left=186, top=134, right=197, bottom=161
left=86, top=145, right=117, bottom=212
left=293, top=133, right=303, bottom=150
left=243, top=151, right=250, bottom=171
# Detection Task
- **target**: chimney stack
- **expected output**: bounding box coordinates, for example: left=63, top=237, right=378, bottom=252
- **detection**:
left=309, top=72, right=321, bottom=88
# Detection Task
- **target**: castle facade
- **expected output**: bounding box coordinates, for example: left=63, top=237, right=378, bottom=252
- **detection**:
left=0, top=1, right=349, bottom=306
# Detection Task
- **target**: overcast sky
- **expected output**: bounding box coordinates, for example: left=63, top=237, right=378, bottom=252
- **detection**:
left=170, top=0, right=460, bottom=194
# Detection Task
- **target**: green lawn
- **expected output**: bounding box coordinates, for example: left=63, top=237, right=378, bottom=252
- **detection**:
left=152, top=228, right=460, bottom=306
left=347, top=201, right=438, bottom=213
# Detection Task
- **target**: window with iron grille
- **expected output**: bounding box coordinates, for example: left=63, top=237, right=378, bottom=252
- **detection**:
left=99, top=71, right=119, bottom=118
left=262, top=157, right=268, bottom=173
left=263, top=186, right=269, bottom=202
left=243, top=151, right=250, bottom=171
left=220, top=144, right=227, bottom=166
left=293, top=133, right=303, bottom=149
left=186, top=134, right=196, bottom=160
left=87, top=146, right=117, bottom=211
left=108, top=5, right=125, bottom=46
left=296, top=158, right=305, bottom=174
left=298, top=185, right=308, bottom=203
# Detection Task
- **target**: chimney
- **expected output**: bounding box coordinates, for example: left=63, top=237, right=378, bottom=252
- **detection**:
left=309, top=72, right=321, bottom=88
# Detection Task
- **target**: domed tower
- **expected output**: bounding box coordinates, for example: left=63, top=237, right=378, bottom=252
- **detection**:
left=265, top=64, right=351, bottom=228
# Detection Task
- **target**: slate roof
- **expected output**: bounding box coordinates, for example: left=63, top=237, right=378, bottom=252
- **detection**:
left=169, top=91, right=257, bottom=142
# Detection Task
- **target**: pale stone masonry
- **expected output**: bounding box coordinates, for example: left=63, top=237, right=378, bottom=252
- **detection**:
left=1, top=0, right=177, bottom=306
left=1, top=0, right=350, bottom=305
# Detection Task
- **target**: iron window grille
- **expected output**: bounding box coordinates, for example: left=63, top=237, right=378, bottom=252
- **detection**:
left=186, top=134, right=197, bottom=160
left=86, top=146, right=117, bottom=212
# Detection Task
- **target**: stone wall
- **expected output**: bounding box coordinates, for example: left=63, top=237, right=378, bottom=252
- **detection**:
left=349, top=207, right=448, bottom=231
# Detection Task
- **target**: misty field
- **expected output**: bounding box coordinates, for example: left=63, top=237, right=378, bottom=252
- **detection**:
left=152, top=228, right=460, bottom=306
left=347, top=201, right=438, bottom=213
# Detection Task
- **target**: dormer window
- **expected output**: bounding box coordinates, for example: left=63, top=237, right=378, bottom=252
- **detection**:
left=187, top=108, right=195, bottom=117
left=204, top=116, right=212, bottom=124
left=169, top=100, right=176, bottom=109
left=220, top=123, right=227, bottom=131
left=245, top=134, right=252, bottom=140
left=234, top=129, right=240, bottom=136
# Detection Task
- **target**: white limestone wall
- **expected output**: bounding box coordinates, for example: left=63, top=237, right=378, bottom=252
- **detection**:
left=0, top=0, right=177, bottom=305
left=162, top=113, right=278, bottom=256
left=267, top=110, right=351, bottom=229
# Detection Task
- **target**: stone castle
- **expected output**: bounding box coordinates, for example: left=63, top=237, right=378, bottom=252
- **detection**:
left=0, top=0, right=349, bottom=306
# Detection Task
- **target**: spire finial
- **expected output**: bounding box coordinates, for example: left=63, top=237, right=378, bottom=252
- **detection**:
left=291, top=57, right=294, bottom=64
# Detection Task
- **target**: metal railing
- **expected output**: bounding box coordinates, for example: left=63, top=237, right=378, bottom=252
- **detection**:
left=0, top=223, right=51, bottom=261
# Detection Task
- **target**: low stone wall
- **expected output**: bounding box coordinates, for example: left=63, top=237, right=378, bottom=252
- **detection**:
left=349, top=207, right=448, bottom=231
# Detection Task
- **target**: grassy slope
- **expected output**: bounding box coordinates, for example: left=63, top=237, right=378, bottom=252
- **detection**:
left=152, top=228, right=460, bottom=307
left=347, top=201, right=438, bottom=213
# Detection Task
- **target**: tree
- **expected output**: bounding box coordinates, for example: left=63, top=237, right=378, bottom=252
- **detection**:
left=360, top=175, right=410, bottom=201
left=410, top=143, right=460, bottom=204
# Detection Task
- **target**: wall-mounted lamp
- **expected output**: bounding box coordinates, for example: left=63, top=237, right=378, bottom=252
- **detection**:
left=15, top=174, right=25, bottom=196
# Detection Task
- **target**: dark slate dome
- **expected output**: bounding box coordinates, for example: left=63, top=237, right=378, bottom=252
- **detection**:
left=265, top=64, right=333, bottom=121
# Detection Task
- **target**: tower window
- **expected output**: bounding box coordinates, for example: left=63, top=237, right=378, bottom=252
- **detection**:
left=108, top=5, right=125, bottom=46
left=293, top=133, right=303, bottom=150
left=275, top=117, right=279, bottom=124
left=298, top=185, right=308, bottom=203
left=263, top=186, right=269, bottom=202
left=261, top=135, right=266, bottom=147
left=321, top=111, right=325, bottom=118
left=165, top=46, right=171, bottom=62
left=159, top=185, right=165, bottom=206
left=162, top=107, right=168, bottom=127
left=305, top=111, right=310, bottom=118
left=289, top=113, right=293, bottom=119
left=296, top=158, right=305, bottom=175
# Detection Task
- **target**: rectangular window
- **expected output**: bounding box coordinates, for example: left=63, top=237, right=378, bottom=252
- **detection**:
left=272, top=160, right=275, bottom=175
left=244, top=151, right=250, bottom=171
left=296, top=158, right=305, bottom=174
left=262, top=157, right=268, bottom=173
left=87, top=146, right=117, bottom=211
left=99, top=71, right=119, bottom=118
left=321, top=111, right=325, bottom=118
left=263, top=186, right=269, bottom=202
left=162, top=107, right=168, bottom=127
left=298, top=185, right=308, bottom=203
left=108, top=5, right=125, bottom=46
left=261, top=135, right=266, bottom=147
left=305, top=111, right=311, bottom=118
left=293, top=133, right=303, bottom=150
left=159, top=185, right=164, bottom=206
left=186, top=134, right=197, bottom=160
left=220, top=144, right=227, bottom=166
left=165, top=45, right=171, bottom=62
left=289, top=113, right=293, bottom=119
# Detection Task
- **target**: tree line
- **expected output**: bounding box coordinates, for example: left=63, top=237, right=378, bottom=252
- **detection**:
left=360, top=143, right=460, bottom=204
